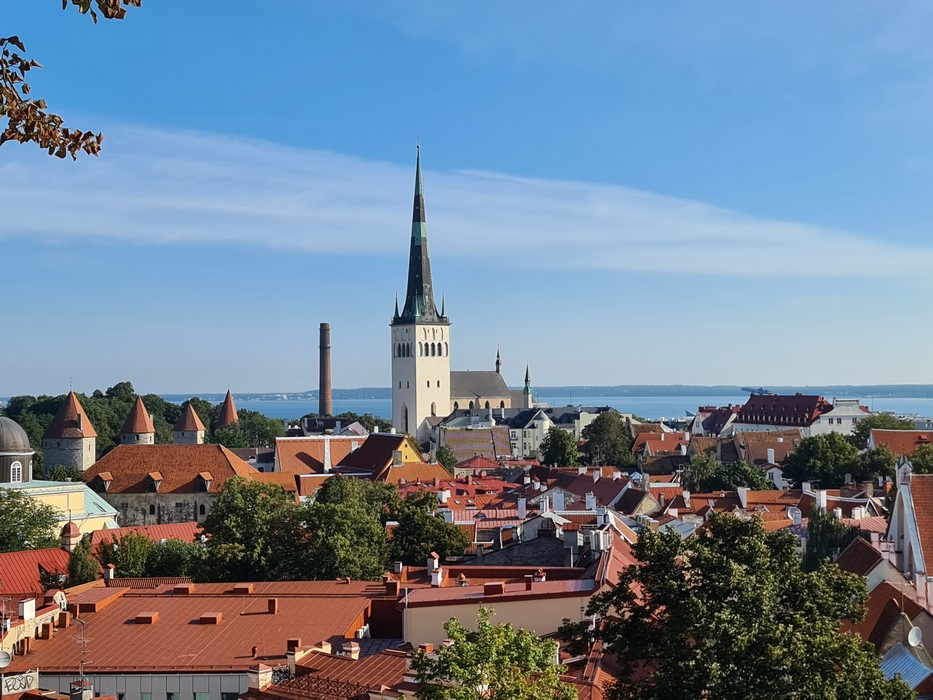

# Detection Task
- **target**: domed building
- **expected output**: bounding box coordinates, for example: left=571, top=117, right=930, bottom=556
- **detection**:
left=0, top=415, right=35, bottom=483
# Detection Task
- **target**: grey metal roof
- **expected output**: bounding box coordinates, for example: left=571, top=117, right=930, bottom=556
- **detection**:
left=450, top=371, right=511, bottom=400
left=0, top=417, right=32, bottom=452
left=880, top=643, right=933, bottom=689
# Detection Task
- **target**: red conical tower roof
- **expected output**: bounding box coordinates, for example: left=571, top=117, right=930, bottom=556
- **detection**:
left=217, top=390, right=239, bottom=429
left=121, top=396, right=155, bottom=435
left=45, top=391, right=97, bottom=439
left=173, top=403, right=206, bottom=432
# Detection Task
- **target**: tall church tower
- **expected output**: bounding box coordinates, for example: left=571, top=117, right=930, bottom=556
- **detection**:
left=391, top=147, right=450, bottom=439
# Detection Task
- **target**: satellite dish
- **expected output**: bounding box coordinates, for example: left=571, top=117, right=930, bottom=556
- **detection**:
left=909, top=626, right=923, bottom=647
left=0, top=650, right=11, bottom=669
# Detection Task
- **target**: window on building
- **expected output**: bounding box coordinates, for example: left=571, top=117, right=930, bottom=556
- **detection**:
left=199, top=504, right=206, bottom=516
left=140, top=694, right=151, bottom=700
left=167, top=693, right=177, bottom=700
left=437, top=380, right=441, bottom=388
left=10, top=461, right=22, bottom=483
left=427, top=381, right=430, bottom=388
left=222, top=694, right=239, bottom=700
left=194, top=693, right=209, bottom=700
left=149, top=504, right=156, bottom=515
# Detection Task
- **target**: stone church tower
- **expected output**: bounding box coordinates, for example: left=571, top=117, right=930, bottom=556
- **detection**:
left=391, top=147, right=450, bottom=439
left=120, top=396, right=156, bottom=445
left=43, top=391, right=97, bottom=471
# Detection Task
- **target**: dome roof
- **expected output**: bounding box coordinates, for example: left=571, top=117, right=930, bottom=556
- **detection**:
left=0, top=416, right=32, bottom=452
left=60, top=521, right=80, bottom=538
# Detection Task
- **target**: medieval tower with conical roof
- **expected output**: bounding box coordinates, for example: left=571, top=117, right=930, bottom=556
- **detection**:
left=43, top=391, right=97, bottom=471
left=391, top=147, right=451, bottom=438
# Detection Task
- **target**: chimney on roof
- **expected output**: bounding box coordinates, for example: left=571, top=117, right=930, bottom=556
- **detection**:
left=69, top=680, right=94, bottom=700
left=342, top=641, right=361, bottom=660
left=737, top=486, right=748, bottom=509
left=524, top=574, right=533, bottom=590
left=427, top=552, right=440, bottom=574
left=817, top=490, right=828, bottom=510
left=439, top=488, right=450, bottom=504
left=592, top=470, right=599, bottom=482
left=319, top=323, right=333, bottom=417
left=682, top=490, right=691, bottom=509
left=287, top=638, right=302, bottom=653
left=552, top=490, right=565, bottom=511
left=862, top=480, right=874, bottom=499
left=457, top=573, right=469, bottom=587
left=802, top=482, right=812, bottom=493
left=585, top=492, right=596, bottom=511
left=832, top=507, right=843, bottom=520
left=767, top=448, right=775, bottom=464
left=418, top=643, right=435, bottom=654
left=385, top=579, right=400, bottom=597
left=267, top=598, right=279, bottom=615
left=431, top=567, right=444, bottom=587
left=533, top=568, right=546, bottom=582
left=517, top=497, right=527, bottom=519
left=393, top=560, right=403, bottom=574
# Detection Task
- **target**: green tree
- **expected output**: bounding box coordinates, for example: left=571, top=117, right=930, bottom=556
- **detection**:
left=849, top=413, right=916, bottom=450
left=910, top=443, right=933, bottom=474
left=561, top=513, right=912, bottom=700
left=66, top=535, right=99, bottom=587
left=412, top=607, right=575, bottom=700
left=389, top=492, right=469, bottom=565
left=435, top=445, right=458, bottom=474
left=292, top=476, right=398, bottom=581
left=803, top=506, right=860, bottom=573
left=196, top=478, right=298, bottom=582
left=45, top=465, right=86, bottom=482
left=211, top=410, right=284, bottom=449
left=683, top=454, right=771, bottom=492
left=781, top=432, right=861, bottom=488
left=856, top=444, right=898, bottom=482
left=0, top=489, right=59, bottom=551
left=539, top=427, right=579, bottom=467
left=301, top=411, right=394, bottom=434
left=145, top=539, right=203, bottom=578
left=98, top=531, right=156, bottom=578
left=1, top=1, right=140, bottom=160
left=581, top=411, right=634, bottom=468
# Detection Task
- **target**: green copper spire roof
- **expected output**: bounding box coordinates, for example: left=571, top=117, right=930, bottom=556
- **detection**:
left=396, top=145, right=444, bottom=325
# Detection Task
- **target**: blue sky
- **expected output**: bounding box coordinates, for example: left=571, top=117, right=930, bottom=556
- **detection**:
left=4, top=1, right=933, bottom=395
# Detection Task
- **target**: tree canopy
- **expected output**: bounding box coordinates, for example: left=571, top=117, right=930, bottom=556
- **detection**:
left=389, top=491, right=470, bottom=566
left=803, top=506, right=860, bottom=572
left=561, top=513, right=912, bottom=699
left=781, top=432, right=861, bottom=488
left=1, top=1, right=141, bottom=159
left=540, top=427, right=579, bottom=467
left=682, top=454, right=772, bottom=492
left=849, top=413, right=916, bottom=449
left=581, top=411, right=634, bottom=468
left=435, top=445, right=458, bottom=474
left=0, top=489, right=59, bottom=552
left=66, top=535, right=99, bottom=587
left=412, top=607, right=576, bottom=700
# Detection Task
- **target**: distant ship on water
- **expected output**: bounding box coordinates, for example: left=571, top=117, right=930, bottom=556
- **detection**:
left=740, top=386, right=775, bottom=396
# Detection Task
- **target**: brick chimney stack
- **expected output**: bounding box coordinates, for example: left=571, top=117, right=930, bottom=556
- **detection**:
left=319, top=322, right=333, bottom=417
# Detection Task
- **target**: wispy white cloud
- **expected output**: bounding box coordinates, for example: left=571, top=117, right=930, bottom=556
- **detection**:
left=2, top=123, right=931, bottom=278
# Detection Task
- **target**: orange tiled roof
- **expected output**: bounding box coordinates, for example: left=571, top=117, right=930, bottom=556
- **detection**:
left=86, top=444, right=257, bottom=494
left=121, top=396, right=155, bottom=435
left=871, top=430, right=933, bottom=457
left=911, top=474, right=933, bottom=575
left=296, top=649, right=408, bottom=687
left=835, top=537, right=883, bottom=577
left=4, top=581, right=381, bottom=674
left=375, top=461, right=451, bottom=485
left=217, top=390, right=239, bottom=428
left=275, top=436, right=361, bottom=474
left=0, top=547, right=69, bottom=599
left=90, top=522, right=201, bottom=555
left=44, top=391, right=97, bottom=439
left=173, top=403, right=205, bottom=432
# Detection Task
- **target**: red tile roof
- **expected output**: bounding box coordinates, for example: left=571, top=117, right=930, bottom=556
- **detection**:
left=870, top=430, right=933, bottom=457
left=375, top=461, right=451, bottom=485
left=86, top=444, right=257, bottom=494
left=0, top=548, right=69, bottom=599
left=5, top=581, right=383, bottom=674
left=403, top=578, right=595, bottom=607
left=275, top=437, right=361, bottom=474
left=296, top=649, right=408, bottom=686
left=217, top=390, right=239, bottom=428
left=736, top=394, right=832, bottom=427
left=337, top=434, right=413, bottom=473
left=835, top=537, right=884, bottom=577
left=44, top=391, right=97, bottom=439
left=121, top=396, right=155, bottom=435
left=89, top=522, right=201, bottom=555
left=173, top=403, right=206, bottom=433
left=910, top=474, right=933, bottom=575
left=842, top=581, right=926, bottom=641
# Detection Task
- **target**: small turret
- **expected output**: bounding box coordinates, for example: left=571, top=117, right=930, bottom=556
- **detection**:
left=495, top=347, right=502, bottom=375
left=120, top=397, right=155, bottom=445
left=173, top=403, right=206, bottom=444
left=523, top=365, right=533, bottom=409
left=217, top=390, right=239, bottom=429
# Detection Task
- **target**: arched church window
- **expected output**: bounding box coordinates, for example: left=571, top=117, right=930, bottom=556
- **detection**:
left=427, top=381, right=431, bottom=388
left=418, top=343, right=423, bottom=357
left=485, top=402, right=491, bottom=410
left=403, top=405, right=409, bottom=434
left=437, top=380, right=441, bottom=388
left=431, top=402, right=437, bottom=417
left=199, top=504, right=206, bottom=516
left=453, top=402, right=459, bottom=410
left=469, top=401, right=475, bottom=409
left=399, top=381, right=402, bottom=389
left=431, top=343, right=437, bottom=356
left=444, top=342, right=449, bottom=356
left=10, top=461, right=22, bottom=483
left=500, top=401, right=505, bottom=409
left=409, top=342, right=413, bottom=357
left=407, top=381, right=410, bottom=389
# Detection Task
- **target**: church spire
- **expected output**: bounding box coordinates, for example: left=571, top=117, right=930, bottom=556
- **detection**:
left=396, top=145, right=442, bottom=324
left=496, top=347, right=501, bottom=374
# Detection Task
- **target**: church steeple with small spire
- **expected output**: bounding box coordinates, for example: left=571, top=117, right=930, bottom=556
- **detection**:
left=390, top=147, right=451, bottom=438
left=523, top=364, right=533, bottom=409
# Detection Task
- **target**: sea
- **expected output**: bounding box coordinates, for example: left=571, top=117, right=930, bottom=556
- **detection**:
left=229, top=395, right=933, bottom=423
